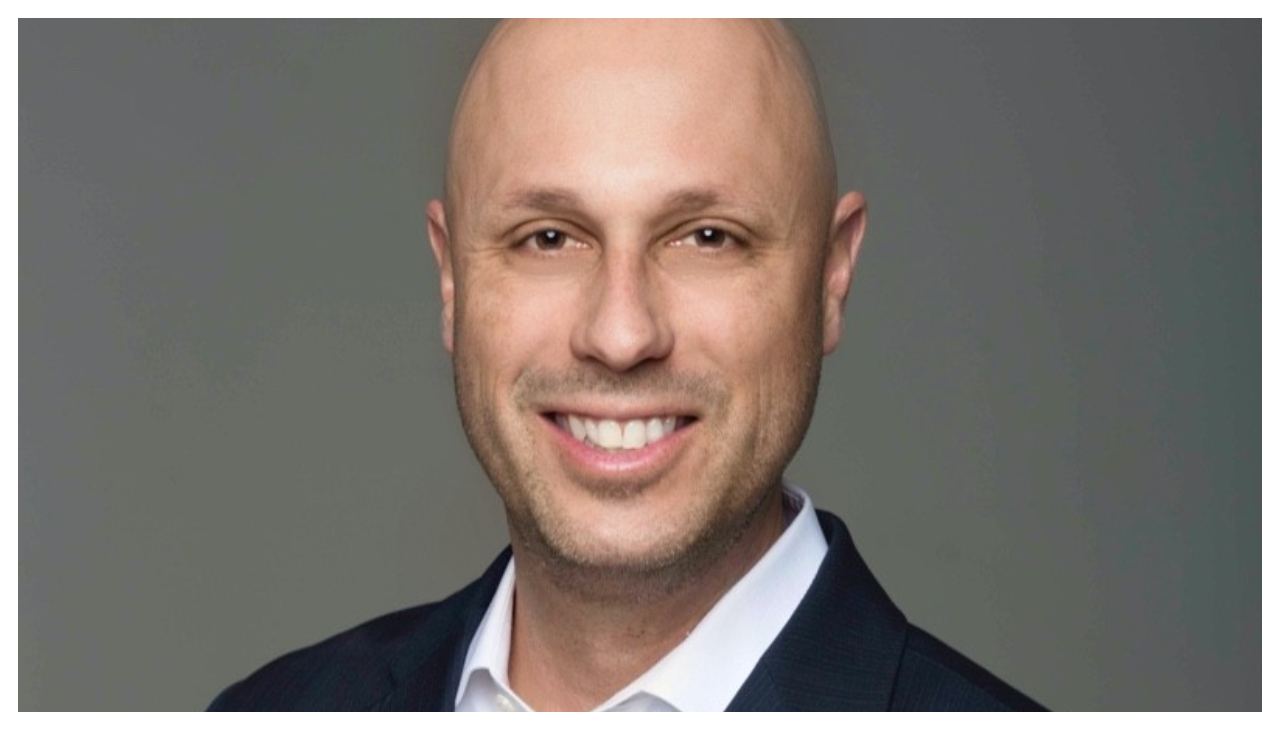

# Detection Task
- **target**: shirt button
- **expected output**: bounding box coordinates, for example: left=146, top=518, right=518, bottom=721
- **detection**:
left=495, top=693, right=517, bottom=712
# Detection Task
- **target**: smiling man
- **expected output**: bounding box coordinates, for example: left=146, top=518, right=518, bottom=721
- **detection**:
left=210, top=19, right=1042, bottom=712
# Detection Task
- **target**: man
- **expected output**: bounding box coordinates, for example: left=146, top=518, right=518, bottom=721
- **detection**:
left=210, top=19, right=1043, bottom=711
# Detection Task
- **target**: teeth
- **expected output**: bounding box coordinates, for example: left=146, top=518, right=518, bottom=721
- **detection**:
left=646, top=418, right=664, bottom=443
left=558, top=414, right=684, bottom=451
left=597, top=420, right=623, bottom=448
left=621, top=420, right=646, bottom=448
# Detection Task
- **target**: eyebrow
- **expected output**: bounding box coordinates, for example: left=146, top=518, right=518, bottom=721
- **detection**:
left=662, top=188, right=732, bottom=215
left=500, top=186, right=747, bottom=217
left=501, top=187, right=584, bottom=214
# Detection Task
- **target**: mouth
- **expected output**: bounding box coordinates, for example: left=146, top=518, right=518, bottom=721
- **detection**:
left=547, top=412, right=696, bottom=452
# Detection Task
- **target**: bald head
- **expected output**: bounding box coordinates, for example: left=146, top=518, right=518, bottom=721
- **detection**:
left=425, top=20, right=868, bottom=607
left=442, top=19, right=836, bottom=230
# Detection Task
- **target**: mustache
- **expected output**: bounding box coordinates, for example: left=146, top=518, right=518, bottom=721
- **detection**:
left=512, top=366, right=729, bottom=408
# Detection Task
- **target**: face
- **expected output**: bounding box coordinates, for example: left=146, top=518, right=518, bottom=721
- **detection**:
left=429, top=20, right=865, bottom=580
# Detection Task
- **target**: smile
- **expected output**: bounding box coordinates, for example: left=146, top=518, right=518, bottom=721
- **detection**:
left=551, top=413, right=694, bottom=451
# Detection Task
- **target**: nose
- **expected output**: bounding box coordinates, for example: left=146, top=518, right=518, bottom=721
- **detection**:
left=570, top=247, right=674, bottom=371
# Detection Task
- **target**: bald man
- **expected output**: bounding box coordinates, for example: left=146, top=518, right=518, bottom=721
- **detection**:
left=210, top=20, right=1043, bottom=712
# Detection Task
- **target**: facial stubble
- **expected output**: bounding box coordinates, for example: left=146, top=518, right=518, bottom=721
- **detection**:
left=452, top=337, right=823, bottom=602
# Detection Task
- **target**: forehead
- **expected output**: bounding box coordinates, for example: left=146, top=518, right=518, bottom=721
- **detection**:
left=450, top=20, right=819, bottom=228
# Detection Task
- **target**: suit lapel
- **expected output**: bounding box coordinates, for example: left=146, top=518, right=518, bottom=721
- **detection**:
left=371, top=512, right=905, bottom=711
left=727, top=511, right=907, bottom=711
left=378, top=548, right=513, bottom=711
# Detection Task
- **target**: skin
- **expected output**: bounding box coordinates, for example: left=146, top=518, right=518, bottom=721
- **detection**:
left=427, top=19, right=867, bottom=710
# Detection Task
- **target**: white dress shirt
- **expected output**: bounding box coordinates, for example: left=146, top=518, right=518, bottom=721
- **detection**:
left=455, top=484, right=829, bottom=712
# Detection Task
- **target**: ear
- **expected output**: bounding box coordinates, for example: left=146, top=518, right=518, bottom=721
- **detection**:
left=821, top=191, right=868, bottom=355
left=426, top=199, right=456, bottom=354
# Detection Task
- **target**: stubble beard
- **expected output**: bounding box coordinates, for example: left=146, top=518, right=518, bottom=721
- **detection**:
left=453, top=355, right=822, bottom=604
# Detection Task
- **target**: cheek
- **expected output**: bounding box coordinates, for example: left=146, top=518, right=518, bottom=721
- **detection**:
left=686, top=267, right=822, bottom=363
left=453, top=267, right=576, bottom=385
left=672, top=265, right=824, bottom=436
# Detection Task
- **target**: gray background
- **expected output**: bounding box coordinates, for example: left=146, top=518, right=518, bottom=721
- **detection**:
left=21, top=20, right=1259, bottom=710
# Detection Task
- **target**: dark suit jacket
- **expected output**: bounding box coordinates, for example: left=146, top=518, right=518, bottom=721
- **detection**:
left=209, top=511, right=1044, bottom=711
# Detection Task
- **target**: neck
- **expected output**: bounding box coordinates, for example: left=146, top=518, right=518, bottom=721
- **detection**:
left=505, top=492, right=786, bottom=711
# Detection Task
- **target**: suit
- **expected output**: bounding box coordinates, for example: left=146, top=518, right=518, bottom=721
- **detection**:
left=209, top=511, right=1044, bottom=711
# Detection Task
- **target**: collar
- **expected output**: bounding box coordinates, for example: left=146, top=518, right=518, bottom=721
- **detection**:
left=454, top=484, right=829, bottom=712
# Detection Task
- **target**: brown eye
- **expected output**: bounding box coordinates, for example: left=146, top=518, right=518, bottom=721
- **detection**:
left=530, top=229, right=567, bottom=250
left=694, top=228, right=728, bottom=247
left=671, top=227, right=738, bottom=250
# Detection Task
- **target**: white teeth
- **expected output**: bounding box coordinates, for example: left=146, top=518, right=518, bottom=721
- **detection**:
left=646, top=418, right=664, bottom=443
left=558, top=414, right=683, bottom=451
left=597, top=420, right=623, bottom=449
left=622, top=420, right=646, bottom=448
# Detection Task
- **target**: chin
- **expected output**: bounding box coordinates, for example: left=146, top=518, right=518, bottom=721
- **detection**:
left=510, top=493, right=756, bottom=595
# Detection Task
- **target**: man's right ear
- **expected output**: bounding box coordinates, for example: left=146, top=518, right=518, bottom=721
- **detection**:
left=426, top=200, right=455, bottom=354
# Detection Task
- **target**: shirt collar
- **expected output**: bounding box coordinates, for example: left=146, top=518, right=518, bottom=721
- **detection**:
left=455, top=483, right=829, bottom=712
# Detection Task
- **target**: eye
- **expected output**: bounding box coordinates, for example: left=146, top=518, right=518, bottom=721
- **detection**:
left=671, top=226, right=738, bottom=250
left=520, top=228, right=580, bottom=252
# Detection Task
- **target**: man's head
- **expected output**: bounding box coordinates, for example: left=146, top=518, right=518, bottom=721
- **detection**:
left=428, top=20, right=866, bottom=588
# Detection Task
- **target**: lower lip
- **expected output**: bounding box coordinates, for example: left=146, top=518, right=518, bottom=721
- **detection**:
left=542, top=415, right=694, bottom=481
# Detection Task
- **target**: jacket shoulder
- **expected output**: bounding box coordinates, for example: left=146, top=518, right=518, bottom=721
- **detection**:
left=208, top=602, right=449, bottom=711
left=891, top=626, right=1046, bottom=711
left=208, top=551, right=510, bottom=711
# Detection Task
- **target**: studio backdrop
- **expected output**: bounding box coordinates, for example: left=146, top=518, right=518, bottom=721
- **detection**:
left=20, top=19, right=1260, bottom=710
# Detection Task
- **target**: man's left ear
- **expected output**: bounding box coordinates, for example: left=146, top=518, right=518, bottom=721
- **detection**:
left=821, top=191, right=868, bottom=355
